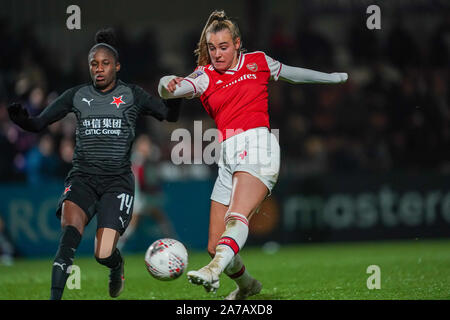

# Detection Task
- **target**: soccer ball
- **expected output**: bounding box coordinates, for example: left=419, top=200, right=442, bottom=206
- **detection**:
left=144, top=238, right=188, bottom=281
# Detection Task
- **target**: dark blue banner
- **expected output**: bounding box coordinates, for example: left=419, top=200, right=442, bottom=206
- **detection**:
left=0, top=180, right=214, bottom=257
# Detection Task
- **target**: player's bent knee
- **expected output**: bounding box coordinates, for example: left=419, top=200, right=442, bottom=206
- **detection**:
left=95, top=242, right=116, bottom=259
left=95, top=248, right=122, bottom=268
left=95, top=249, right=113, bottom=260
left=207, top=246, right=216, bottom=258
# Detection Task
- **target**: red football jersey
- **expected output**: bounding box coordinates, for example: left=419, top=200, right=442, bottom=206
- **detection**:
left=185, top=51, right=282, bottom=142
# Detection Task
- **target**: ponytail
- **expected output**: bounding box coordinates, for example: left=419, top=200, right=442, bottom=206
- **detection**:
left=89, top=28, right=119, bottom=62
left=194, top=10, right=244, bottom=66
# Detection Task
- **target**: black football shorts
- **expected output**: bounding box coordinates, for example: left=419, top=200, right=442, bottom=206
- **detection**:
left=56, top=171, right=135, bottom=235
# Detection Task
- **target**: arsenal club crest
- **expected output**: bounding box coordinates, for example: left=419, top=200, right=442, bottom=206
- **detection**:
left=246, top=62, right=258, bottom=72
left=111, top=95, right=126, bottom=109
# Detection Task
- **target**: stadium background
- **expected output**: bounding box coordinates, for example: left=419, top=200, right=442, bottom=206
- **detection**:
left=0, top=0, right=449, bottom=260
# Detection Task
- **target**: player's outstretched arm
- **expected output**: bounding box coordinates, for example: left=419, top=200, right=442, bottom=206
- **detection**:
left=8, top=101, right=66, bottom=133
left=7, top=88, right=75, bottom=132
left=131, top=84, right=182, bottom=122
left=278, top=64, right=348, bottom=84
left=7, top=102, right=36, bottom=131
left=158, top=75, right=196, bottom=99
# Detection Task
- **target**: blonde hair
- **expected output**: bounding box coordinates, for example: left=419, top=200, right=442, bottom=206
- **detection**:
left=194, top=10, right=244, bottom=66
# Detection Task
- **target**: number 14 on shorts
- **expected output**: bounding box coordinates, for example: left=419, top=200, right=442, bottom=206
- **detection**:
left=117, top=193, right=133, bottom=214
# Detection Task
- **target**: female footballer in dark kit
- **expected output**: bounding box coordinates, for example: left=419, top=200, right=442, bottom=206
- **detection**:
left=8, top=29, right=181, bottom=300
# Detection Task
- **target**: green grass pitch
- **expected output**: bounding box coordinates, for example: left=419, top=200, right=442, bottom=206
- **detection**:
left=1, top=239, right=450, bottom=300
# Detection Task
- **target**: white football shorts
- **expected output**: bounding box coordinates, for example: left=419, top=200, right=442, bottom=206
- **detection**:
left=210, top=127, right=280, bottom=206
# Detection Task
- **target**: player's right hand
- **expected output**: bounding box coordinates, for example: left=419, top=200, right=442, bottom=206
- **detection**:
left=166, top=77, right=184, bottom=93
left=7, top=102, right=30, bottom=125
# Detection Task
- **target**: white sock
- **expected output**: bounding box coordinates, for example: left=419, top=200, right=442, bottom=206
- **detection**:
left=225, top=254, right=253, bottom=289
left=208, top=212, right=248, bottom=275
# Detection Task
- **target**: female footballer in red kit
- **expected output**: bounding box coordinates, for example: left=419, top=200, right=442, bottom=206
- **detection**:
left=158, top=10, right=348, bottom=299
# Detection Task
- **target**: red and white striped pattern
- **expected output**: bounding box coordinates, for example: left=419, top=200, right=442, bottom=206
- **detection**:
left=224, top=212, right=249, bottom=226
left=218, top=236, right=240, bottom=255
left=228, top=265, right=246, bottom=279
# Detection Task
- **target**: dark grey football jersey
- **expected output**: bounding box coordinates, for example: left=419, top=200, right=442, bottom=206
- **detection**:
left=36, top=80, right=173, bottom=175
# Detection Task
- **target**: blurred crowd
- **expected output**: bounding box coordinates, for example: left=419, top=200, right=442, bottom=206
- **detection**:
left=0, top=10, right=449, bottom=184
left=265, top=14, right=449, bottom=176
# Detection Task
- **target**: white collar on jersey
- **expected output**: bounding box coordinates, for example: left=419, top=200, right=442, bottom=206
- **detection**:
left=224, top=52, right=244, bottom=74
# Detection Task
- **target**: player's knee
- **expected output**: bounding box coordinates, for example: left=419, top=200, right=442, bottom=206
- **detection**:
left=95, top=248, right=122, bottom=268
left=95, top=251, right=109, bottom=260
left=61, top=221, right=84, bottom=236
left=95, top=245, right=114, bottom=260
left=54, top=225, right=82, bottom=264
left=207, top=246, right=216, bottom=258
left=95, top=252, right=110, bottom=264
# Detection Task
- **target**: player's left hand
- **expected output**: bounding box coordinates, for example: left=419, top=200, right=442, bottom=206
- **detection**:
left=332, top=72, right=348, bottom=83
left=7, top=102, right=30, bottom=126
